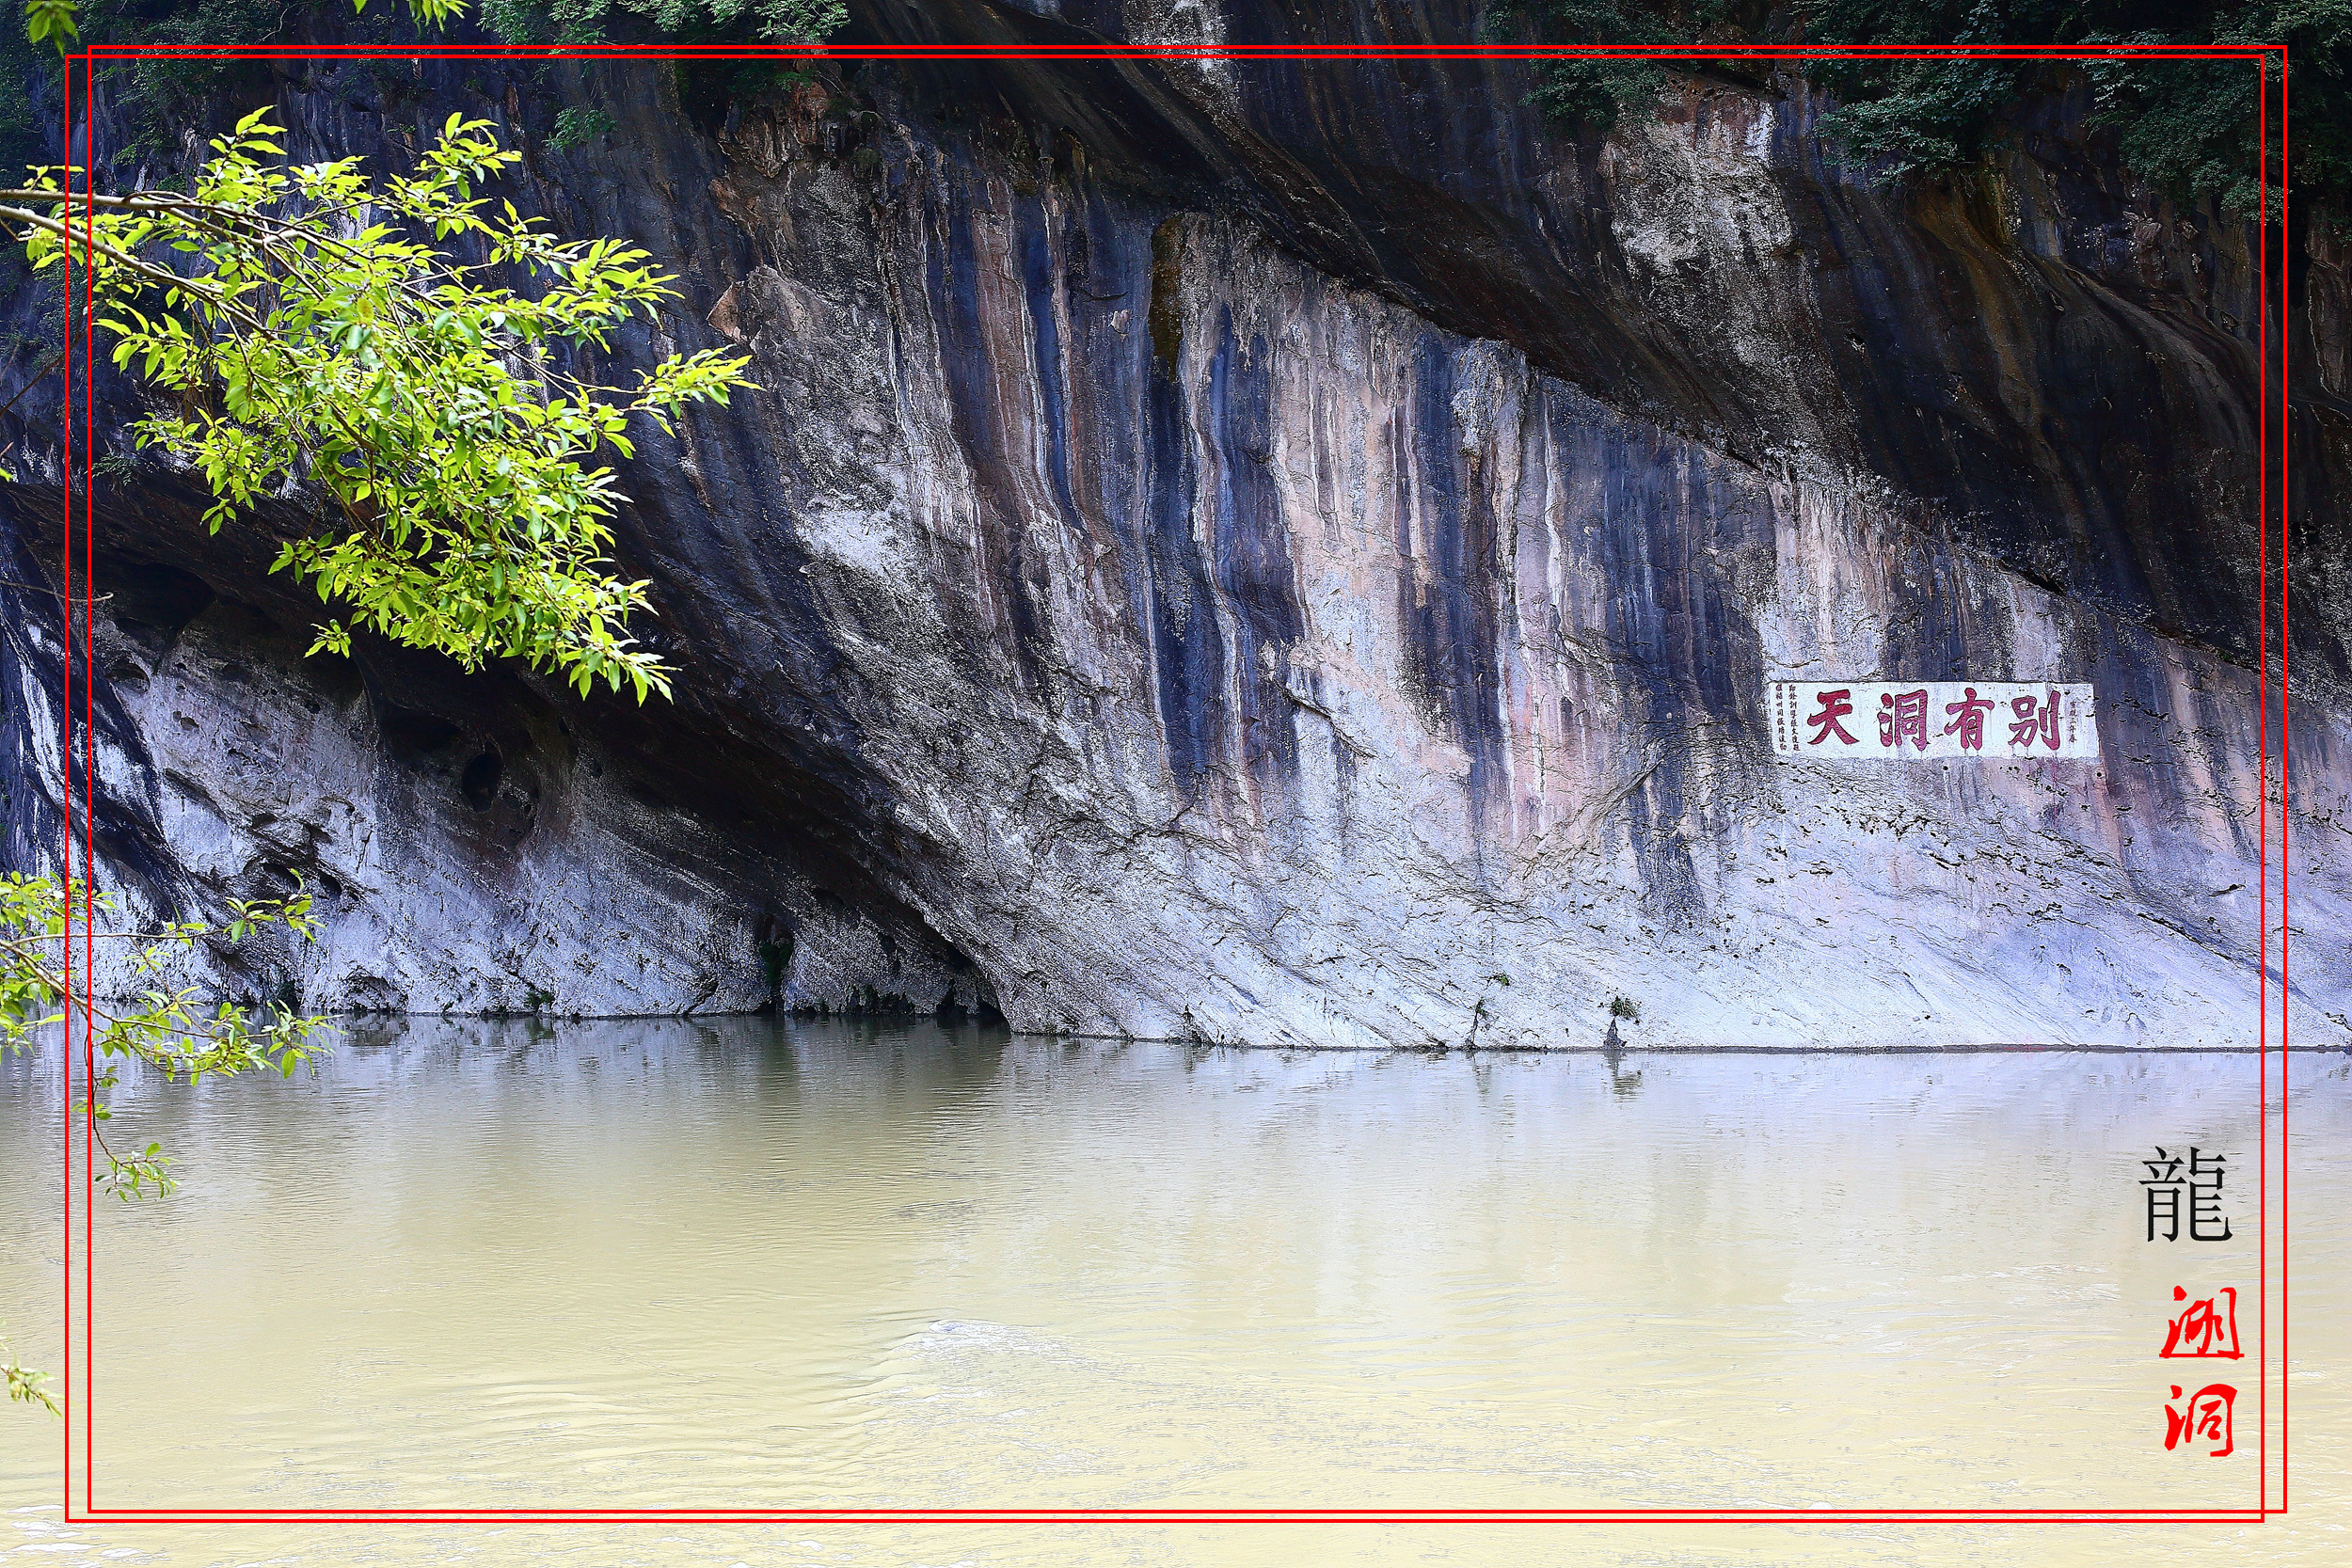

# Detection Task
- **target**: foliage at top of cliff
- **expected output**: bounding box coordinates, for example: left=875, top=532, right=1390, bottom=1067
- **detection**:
left=0, top=2, right=450, bottom=195
left=1497, top=0, right=2348, bottom=222
left=0, top=0, right=847, bottom=176
left=11, top=0, right=2336, bottom=223
left=477, top=0, right=842, bottom=46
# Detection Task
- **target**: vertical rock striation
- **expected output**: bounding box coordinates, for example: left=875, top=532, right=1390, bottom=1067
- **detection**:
left=0, top=5, right=2344, bottom=1046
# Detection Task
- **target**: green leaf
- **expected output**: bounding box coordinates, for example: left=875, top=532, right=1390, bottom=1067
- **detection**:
left=26, top=0, right=79, bottom=51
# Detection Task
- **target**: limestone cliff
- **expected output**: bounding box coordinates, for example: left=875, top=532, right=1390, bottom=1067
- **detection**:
left=1, top=3, right=2344, bottom=1047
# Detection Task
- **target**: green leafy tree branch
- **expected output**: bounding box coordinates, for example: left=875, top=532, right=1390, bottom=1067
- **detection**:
left=3, top=109, right=756, bottom=699
left=3, top=870, right=330, bottom=1202
left=5, top=1324, right=59, bottom=1415
left=2, top=871, right=328, bottom=1418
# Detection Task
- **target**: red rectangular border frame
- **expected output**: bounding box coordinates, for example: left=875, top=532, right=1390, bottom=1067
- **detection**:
left=52, top=38, right=2292, bottom=1527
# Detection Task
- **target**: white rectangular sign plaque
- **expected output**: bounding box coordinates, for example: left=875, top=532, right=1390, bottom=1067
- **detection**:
left=1768, top=681, right=2098, bottom=760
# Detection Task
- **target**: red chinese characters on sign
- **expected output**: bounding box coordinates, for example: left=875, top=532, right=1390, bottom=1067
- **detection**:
left=1942, top=687, right=1994, bottom=751
left=2164, top=1384, right=2238, bottom=1458
left=1765, top=683, right=2097, bottom=759
left=2160, top=1287, right=2242, bottom=1360
left=2009, top=688, right=2061, bottom=751
left=1806, top=688, right=1857, bottom=746
left=1877, top=689, right=1930, bottom=752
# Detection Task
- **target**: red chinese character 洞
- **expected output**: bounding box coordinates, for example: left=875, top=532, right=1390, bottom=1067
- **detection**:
left=2165, top=1383, right=2237, bottom=1457
left=1943, top=687, right=1994, bottom=751
left=1806, top=688, right=1858, bottom=746
left=1879, top=689, right=1930, bottom=752
left=2009, top=689, right=2061, bottom=751
left=2161, top=1287, right=2243, bottom=1359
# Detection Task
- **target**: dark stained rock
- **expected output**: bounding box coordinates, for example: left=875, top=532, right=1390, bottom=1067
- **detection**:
left=0, top=6, right=2343, bottom=1045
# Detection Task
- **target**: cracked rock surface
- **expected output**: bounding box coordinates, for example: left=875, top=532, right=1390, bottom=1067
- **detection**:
left=1, top=4, right=2344, bottom=1046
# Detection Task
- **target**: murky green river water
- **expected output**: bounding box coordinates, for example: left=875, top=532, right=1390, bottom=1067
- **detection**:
left=2, top=1019, right=2344, bottom=1564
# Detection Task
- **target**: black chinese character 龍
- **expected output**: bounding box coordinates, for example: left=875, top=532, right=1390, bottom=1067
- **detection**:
left=2142, top=1146, right=2233, bottom=1243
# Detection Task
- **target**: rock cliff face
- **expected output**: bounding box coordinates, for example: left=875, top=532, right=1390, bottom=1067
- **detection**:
left=2, top=3, right=2346, bottom=1046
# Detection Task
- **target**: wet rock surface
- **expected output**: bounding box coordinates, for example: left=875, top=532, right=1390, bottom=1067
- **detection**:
left=0, top=4, right=2344, bottom=1044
